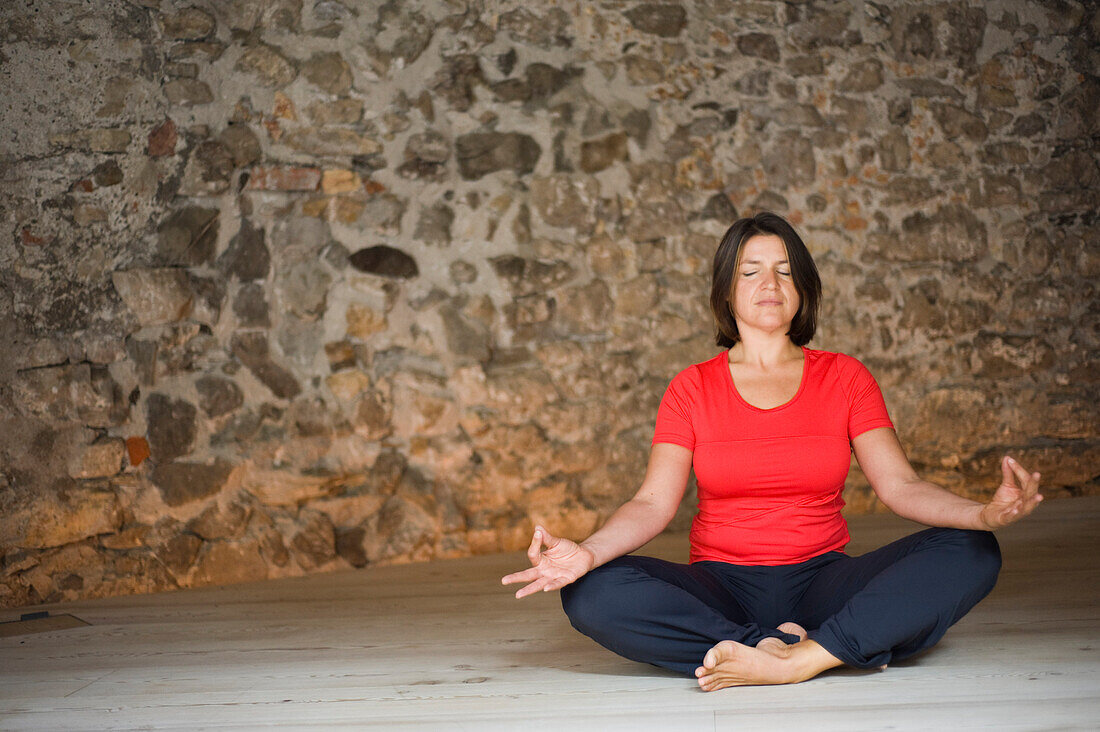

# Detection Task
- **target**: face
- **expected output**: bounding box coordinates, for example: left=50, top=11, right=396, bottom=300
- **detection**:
left=729, top=234, right=801, bottom=337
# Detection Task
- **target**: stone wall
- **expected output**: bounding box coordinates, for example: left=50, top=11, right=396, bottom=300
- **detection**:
left=1, top=0, right=1097, bottom=608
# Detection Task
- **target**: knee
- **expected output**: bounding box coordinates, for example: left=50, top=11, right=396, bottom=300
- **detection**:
left=951, top=529, right=1002, bottom=587
left=560, top=565, right=629, bottom=634
left=560, top=572, right=606, bottom=632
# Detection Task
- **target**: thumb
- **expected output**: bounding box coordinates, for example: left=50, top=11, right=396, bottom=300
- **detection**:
left=1000, top=456, right=1015, bottom=486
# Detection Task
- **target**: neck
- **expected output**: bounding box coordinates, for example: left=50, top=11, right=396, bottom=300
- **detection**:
left=730, top=334, right=802, bottom=367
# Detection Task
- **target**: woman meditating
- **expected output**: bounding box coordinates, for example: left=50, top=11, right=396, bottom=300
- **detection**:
left=501, top=212, right=1043, bottom=690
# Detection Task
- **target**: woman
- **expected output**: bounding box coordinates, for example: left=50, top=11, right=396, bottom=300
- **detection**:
left=502, top=212, right=1043, bottom=690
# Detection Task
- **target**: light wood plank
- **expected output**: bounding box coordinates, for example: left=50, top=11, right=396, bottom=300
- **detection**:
left=1, top=497, right=1098, bottom=730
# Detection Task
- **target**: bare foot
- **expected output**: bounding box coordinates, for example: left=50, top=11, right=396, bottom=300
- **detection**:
left=694, top=639, right=844, bottom=691
left=754, top=637, right=791, bottom=658
left=777, top=621, right=807, bottom=641
left=755, top=622, right=808, bottom=658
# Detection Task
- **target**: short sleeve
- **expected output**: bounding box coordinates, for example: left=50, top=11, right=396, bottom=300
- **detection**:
left=652, top=367, right=698, bottom=451
left=836, top=354, right=895, bottom=440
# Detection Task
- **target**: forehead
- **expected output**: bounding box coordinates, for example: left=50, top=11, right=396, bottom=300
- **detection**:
left=738, top=234, right=787, bottom=262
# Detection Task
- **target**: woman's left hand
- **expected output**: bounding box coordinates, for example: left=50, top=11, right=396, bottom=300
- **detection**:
left=978, top=456, right=1043, bottom=530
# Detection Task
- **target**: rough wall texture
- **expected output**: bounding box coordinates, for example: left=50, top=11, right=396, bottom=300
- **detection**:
left=0, top=0, right=1097, bottom=608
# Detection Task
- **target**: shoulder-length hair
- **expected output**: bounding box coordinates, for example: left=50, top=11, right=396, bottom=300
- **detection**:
left=710, top=212, right=821, bottom=348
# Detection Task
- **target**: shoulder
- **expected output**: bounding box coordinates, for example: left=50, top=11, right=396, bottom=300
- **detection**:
left=669, top=351, right=727, bottom=389
left=663, top=351, right=727, bottom=402
left=807, top=350, right=882, bottom=397
left=806, top=348, right=870, bottom=376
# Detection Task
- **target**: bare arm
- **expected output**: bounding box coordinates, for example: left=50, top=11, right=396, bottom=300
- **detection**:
left=852, top=427, right=1043, bottom=530
left=502, top=442, right=693, bottom=598
left=580, top=442, right=694, bottom=568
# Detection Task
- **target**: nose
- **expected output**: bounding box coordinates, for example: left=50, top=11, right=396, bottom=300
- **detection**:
left=760, top=269, right=779, bottom=288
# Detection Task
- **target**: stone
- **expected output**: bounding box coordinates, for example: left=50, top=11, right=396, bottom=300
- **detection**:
left=145, top=393, right=197, bottom=462
left=345, top=303, right=387, bottom=340
left=49, top=129, right=131, bottom=153
left=163, top=79, right=214, bottom=106
left=283, top=128, right=382, bottom=157
left=232, top=283, right=269, bottom=327
left=191, top=539, right=268, bottom=586
left=147, top=119, right=178, bottom=156
left=490, top=256, right=576, bottom=296
left=177, top=140, right=235, bottom=196
left=700, top=192, right=737, bottom=221
left=291, top=511, right=336, bottom=569
left=556, top=279, right=612, bottom=335
left=449, top=261, right=478, bottom=284
left=933, top=103, right=988, bottom=142
left=126, top=436, right=150, bottom=467
left=187, top=501, right=251, bottom=540
left=972, top=332, right=1056, bottom=379
left=414, top=204, right=454, bottom=245
left=218, top=125, right=262, bottom=166
left=525, top=63, right=580, bottom=103
left=111, top=268, right=193, bottom=326
left=839, top=59, right=884, bottom=92
left=1, top=484, right=122, bottom=550
left=235, top=44, right=297, bottom=87
left=455, top=132, right=541, bottom=180
left=230, top=332, right=302, bottom=399
left=787, top=55, right=824, bottom=76
left=878, top=129, right=909, bottom=171
left=348, top=246, right=419, bottom=279
left=829, top=96, right=869, bottom=132
left=307, top=99, right=364, bottom=124
left=399, top=131, right=450, bottom=179
left=218, top=219, right=270, bottom=281
left=896, top=205, right=988, bottom=262
left=302, top=51, right=353, bottom=95
left=246, top=166, right=321, bottom=191
left=334, top=527, right=368, bottom=567
left=762, top=131, right=815, bottom=188
left=580, top=132, right=628, bottom=173
left=624, top=54, right=664, bottom=84
left=162, top=8, right=216, bottom=40
left=430, top=53, right=485, bottom=112
left=390, top=372, right=459, bottom=439
left=624, top=200, right=685, bottom=241
left=737, top=32, right=779, bottom=61
left=195, top=375, right=244, bottom=418
left=92, top=160, right=123, bottom=187
left=68, top=437, right=125, bottom=479
left=623, top=3, right=687, bottom=37
left=321, top=169, right=361, bottom=194
left=530, top=174, right=599, bottom=232
left=498, top=7, right=572, bottom=49
left=326, top=369, right=370, bottom=401
left=152, top=459, right=234, bottom=507
left=279, top=259, right=332, bottom=321
left=438, top=302, right=491, bottom=362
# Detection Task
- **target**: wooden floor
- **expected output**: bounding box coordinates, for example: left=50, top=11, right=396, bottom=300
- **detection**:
left=2, top=497, right=1099, bottom=731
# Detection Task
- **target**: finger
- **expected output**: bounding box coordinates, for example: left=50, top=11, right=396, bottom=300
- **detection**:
left=501, top=567, right=540, bottom=586
left=1001, top=456, right=1016, bottom=486
left=526, top=526, right=544, bottom=565
left=515, top=577, right=550, bottom=599
left=1006, top=457, right=1037, bottom=493
left=540, top=527, right=562, bottom=551
left=541, top=575, right=575, bottom=593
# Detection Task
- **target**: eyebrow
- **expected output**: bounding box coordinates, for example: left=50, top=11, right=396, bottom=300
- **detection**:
left=740, top=259, right=789, bottom=265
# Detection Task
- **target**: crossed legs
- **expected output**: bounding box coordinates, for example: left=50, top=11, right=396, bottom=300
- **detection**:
left=561, top=528, right=1002, bottom=689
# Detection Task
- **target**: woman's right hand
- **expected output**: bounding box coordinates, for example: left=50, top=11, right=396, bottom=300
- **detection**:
left=501, top=525, right=595, bottom=599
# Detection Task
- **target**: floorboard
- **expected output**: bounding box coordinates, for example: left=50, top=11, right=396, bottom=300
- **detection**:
left=2, top=497, right=1099, bottom=730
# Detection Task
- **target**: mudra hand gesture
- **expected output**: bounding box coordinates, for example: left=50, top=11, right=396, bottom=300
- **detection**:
left=501, top=526, right=595, bottom=599
left=979, top=456, right=1043, bottom=530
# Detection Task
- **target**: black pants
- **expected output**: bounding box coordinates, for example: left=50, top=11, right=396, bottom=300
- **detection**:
left=560, top=528, right=1001, bottom=676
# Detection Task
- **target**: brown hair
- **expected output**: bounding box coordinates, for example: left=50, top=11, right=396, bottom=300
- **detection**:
left=710, top=212, right=821, bottom=347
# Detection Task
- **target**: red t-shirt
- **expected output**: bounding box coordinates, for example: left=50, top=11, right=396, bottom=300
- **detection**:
left=652, top=348, right=894, bottom=566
